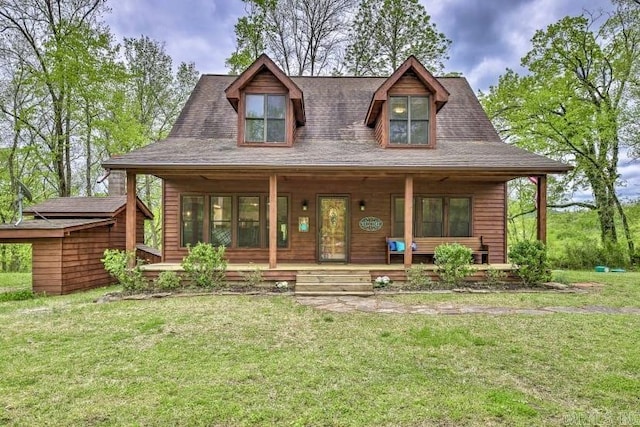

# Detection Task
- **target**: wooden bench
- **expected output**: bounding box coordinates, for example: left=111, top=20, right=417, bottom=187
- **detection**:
left=386, top=236, right=489, bottom=264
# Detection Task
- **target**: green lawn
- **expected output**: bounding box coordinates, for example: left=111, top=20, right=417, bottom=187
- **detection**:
left=0, top=272, right=30, bottom=290
left=1, top=272, right=639, bottom=426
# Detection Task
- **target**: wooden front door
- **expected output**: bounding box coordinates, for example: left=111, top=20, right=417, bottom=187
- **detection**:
left=318, top=196, right=349, bottom=262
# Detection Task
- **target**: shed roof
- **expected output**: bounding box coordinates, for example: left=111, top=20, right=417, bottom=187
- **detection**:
left=24, top=196, right=153, bottom=219
left=103, top=74, right=570, bottom=175
left=0, top=218, right=115, bottom=241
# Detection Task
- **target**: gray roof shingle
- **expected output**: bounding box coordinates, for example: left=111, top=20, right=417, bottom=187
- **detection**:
left=103, top=75, right=570, bottom=174
left=24, top=196, right=153, bottom=219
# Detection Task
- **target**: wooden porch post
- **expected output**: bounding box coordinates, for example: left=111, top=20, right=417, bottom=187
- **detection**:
left=269, top=174, right=278, bottom=268
left=536, top=175, right=547, bottom=244
left=126, top=171, right=137, bottom=267
left=404, top=175, right=414, bottom=267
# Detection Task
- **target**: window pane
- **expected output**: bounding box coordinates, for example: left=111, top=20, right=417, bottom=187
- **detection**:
left=266, top=119, right=285, bottom=142
left=210, top=196, right=232, bottom=247
left=246, top=94, right=264, bottom=118
left=267, top=95, right=285, bottom=119
left=411, top=96, right=429, bottom=119
left=181, top=195, right=204, bottom=247
left=410, top=120, right=429, bottom=145
left=238, top=196, right=260, bottom=247
left=245, top=119, right=264, bottom=142
left=393, top=197, right=404, bottom=237
left=449, top=198, right=471, bottom=237
left=421, top=198, right=443, bottom=237
left=389, top=97, right=408, bottom=119
left=267, top=196, right=289, bottom=248
left=390, top=121, right=408, bottom=144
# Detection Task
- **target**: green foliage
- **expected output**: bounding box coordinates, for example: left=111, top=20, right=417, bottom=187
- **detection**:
left=344, top=0, right=451, bottom=75
left=181, top=243, right=227, bottom=289
left=0, top=289, right=36, bottom=302
left=241, top=265, right=264, bottom=287
left=484, top=267, right=507, bottom=286
left=0, top=244, right=32, bottom=273
left=101, top=249, right=149, bottom=292
left=508, top=240, right=551, bottom=286
left=153, top=271, right=182, bottom=291
left=404, top=264, right=434, bottom=290
left=481, top=11, right=639, bottom=257
left=434, top=243, right=473, bottom=287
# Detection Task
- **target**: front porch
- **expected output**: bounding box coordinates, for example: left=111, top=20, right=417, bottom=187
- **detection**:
left=142, top=262, right=517, bottom=295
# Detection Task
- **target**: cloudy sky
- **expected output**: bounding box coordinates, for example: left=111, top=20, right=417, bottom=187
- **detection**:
left=105, top=0, right=638, bottom=199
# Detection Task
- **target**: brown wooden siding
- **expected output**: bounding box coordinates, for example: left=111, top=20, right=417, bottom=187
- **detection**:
left=28, top=207, right=149, bottom=295
left=388, top=74, right=430, bottom=95
left=164, top=177, right=506, bottom=265
left=32, top=239, right=62, bottom=294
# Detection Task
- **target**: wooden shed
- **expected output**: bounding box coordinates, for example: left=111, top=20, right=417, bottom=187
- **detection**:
left=0, top=196, right=155, bottom=295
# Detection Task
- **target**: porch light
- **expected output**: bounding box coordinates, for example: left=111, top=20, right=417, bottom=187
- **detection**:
left=302, top=200, right=308, bottom=211
left=359, top=200, right=366, bottom=211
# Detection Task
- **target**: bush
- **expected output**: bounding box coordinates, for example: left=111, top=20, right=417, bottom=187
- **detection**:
left=181, top=243, right=227, bottom=289
left=434, top=243, right=473, bottom=287
left=509, top=240, right=551, bottom=286
left=0, top=289, right=36, bottom=302
left=154, top=271, right=182, bottom=291
left=102, top=249, right=148, bottom=292
left=550, top=238, right=630, bottom=270
left=484, top=266, right=507, bottom=286
left=404, top=264, right=434, bottom=290
left=242, top=265, right=264, bottom=287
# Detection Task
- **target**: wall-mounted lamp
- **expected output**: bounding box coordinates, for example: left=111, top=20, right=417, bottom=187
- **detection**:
left=302, top=200, right=308, bottom=211
left=359, top=200, right=366, bottom=211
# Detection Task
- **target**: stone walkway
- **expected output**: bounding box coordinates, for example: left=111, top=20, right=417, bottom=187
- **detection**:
left=296, top=296, right=640, bottom=315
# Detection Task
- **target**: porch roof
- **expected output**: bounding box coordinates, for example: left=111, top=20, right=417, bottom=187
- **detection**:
left=103, top=75, right=571, bottom=176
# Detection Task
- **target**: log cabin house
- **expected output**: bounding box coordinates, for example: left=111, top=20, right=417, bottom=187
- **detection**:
left=102, top=54, right=570, bottom=291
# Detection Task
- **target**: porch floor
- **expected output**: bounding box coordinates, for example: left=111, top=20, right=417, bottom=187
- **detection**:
left=142, top=263, right=514, bottom=272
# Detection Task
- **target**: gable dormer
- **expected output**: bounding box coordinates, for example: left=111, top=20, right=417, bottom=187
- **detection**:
left=225, top=54, right=305, bottom=147
left=365, top=56, right=449, bottom=148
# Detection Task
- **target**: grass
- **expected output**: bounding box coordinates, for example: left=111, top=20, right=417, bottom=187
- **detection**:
left=0, top=272, right=30, bottom=290
left=390, top=270, right=640, bottom=308
left=1, top=272, right=639, bottom=425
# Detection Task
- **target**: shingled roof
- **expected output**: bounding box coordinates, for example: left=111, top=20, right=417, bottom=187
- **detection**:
left=24, top=196, right=153, bottom=219
left=103, top=74, right=571, bottom=175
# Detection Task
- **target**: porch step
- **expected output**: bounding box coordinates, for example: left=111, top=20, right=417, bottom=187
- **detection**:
left=295, top=271, right=373, bottom=296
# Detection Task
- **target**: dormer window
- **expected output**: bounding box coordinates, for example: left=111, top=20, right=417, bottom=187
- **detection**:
left=389, top=96, right=429, bottom=145
left=245, top=94, right=286, bottom=143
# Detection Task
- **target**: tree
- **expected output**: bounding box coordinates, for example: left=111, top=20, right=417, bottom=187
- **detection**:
left=344, top=0, right=451, bottom=76
left=0, top=0, right=111, bottom=197
left=481, top=11, right=640, bottom=259
left=226, top=0, right=355, bottom=76
left=120, top=36, right=200, bottom=247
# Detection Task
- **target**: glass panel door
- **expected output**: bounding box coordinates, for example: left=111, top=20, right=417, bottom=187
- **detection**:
left=318, top=197, right=348, bottom=262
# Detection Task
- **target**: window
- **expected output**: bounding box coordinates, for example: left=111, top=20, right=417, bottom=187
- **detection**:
left=393, top=196, right=471, bottom=237
left=210, top=196, right=232, bottom=247
left=245, top=94, right=286, bottom=143
left=180, top=194, right=289, bottom=249
left=389, top=96, right=429, bottom=145
left=181, top=195, right=204, bottom=247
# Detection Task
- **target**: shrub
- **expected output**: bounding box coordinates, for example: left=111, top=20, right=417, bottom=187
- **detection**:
left=154, top=271, right=182, bottom=291
left=242, top=266, right=264, bottom=287
left=181, top=243, right=227, bottom=289
left=509, top=240, right=551, bottom=286
left=434, top=243, right=473, bottom=287
left=373, top=275, right=392, bottom=289
left=484, top=266, right=507, bottom=286
left=0, top=289, right=36, bottom=302
left=101, top=249, right=148, bottom=292
left=405, top=264, right=434, bottom=290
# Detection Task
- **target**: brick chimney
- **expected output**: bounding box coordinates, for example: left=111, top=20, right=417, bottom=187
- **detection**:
left=108, top=170, right=126, bottom=196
